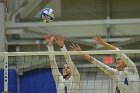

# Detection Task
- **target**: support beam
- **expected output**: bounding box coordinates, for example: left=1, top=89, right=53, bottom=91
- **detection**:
left=7, top=36, right=95, bottom=48
left=114, top=36, right=140, bottom=48
left=26, top=28, right=95, bottom=47
left=106, top=0, right=111, bottom=18
left=20, top=28, right=95, bottom=48
left=0, top=2, right=6, bottom=52
left=7, top=18, right=140, bottom=28
left=97, top=36, right=140, bottom=49
left=64, top=37, right=95, bottom=47
left=7, top=29, right=24, bottom=34
left=105, top=0, right=112, bottom=38
left=20, top=0, right=51, bottom=18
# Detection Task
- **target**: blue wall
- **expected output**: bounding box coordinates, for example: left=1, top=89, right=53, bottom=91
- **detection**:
left=0, top=69, right=17, bottom=93
left=19, top=69, right=56, bottom=93
left=0, top=69, right=56, bottom=93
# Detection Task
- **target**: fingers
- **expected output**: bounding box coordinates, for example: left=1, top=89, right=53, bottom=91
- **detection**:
left=57, top=34, right=64, bottom=41
left=96, top=34, right=101, bottom=39
left=75, top=44, right=79, bottom=48
left=54, top=35, right=58, bottom=42
left=92, top=34, right=102, bottom=41
left=44, top=33, right=64, bottom=41
left=58, top=33, right=61, bottom=38
left=54, top=38, right=58, bottom=43
left=43, top=35, right=49, bottom=40
left=69, top=43, right=81, bottom=51
left=44, top=33, right=53, bottom=38
left=72, top=43, right=77, bottom=49
left=47, top=33, right=53, bottom=37
left=76, top=44, right=80, bottom=49
left=70, top=43, right=77, bottom=51
left=69, top=45, right=74, bottom=50
left=44, top=33, right=82, bottom=51
left=51, top=36, right=54, bottom=40
left=92, top=34, right=100, bottom=38
left=43, top=33, right=55, bottom=43
left=69, top=49, right=73, bottom=51
left=69, top=43, right=75, bottom=50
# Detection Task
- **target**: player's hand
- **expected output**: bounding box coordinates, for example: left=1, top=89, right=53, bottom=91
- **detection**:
left=43, top=33, right=54, bottom=46
left=69, top=43, right=81, bottom=51
left=54, top=34, right=64, bottom=48
left=93, top=34, right=106, bottom=45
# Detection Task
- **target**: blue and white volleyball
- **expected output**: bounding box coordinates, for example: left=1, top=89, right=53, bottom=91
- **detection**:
left=40, top=8, right=55, bottom=23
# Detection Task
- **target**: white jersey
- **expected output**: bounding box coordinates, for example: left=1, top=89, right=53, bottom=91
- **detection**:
left=57, top=72, right=80, bottom=93
left=47, top=45, right=80, bottom=93
left=91, top=48, right=140, bottom=93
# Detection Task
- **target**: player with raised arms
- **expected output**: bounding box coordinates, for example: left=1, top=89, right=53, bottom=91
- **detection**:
left=70, top=34, right=140, bottom=93
left=44, top=33, right=80, bottom=93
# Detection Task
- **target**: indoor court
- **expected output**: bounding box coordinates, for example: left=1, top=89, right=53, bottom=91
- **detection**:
left=0, top=0, right=140, bottom=93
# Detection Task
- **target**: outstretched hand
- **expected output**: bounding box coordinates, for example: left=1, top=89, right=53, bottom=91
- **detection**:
left=70, top=43, right=94, bottom=61
left=93, top=34, right=106, bottom=45
left=69, top=43, right=82, bottom=51
left=54, top=34, right=64, bottom=48
left=43, top=33, right=54, bottom=46
left=93, top=34, right=116, bottom=50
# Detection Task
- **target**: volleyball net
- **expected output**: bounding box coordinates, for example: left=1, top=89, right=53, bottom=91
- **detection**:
left=0, top=50, right=140, bottom=93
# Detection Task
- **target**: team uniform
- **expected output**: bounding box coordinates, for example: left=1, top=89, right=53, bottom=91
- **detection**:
left=47, top=45, right=80, bottom=93
left=90, top=48, right=140, bottom=93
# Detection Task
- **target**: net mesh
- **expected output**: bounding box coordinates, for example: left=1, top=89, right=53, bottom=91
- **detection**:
left=0, top=50, right=140, bottom=93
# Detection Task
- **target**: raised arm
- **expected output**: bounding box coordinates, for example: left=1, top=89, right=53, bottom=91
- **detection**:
left=94, top=35, right=116, bottom=50
left=94, top=35, right=138, bottom=73
left=55, top=34, right=80, bottom=81
left=70, top=43, right=117, bottom=79
left=44, top=34, right=61, bottom=83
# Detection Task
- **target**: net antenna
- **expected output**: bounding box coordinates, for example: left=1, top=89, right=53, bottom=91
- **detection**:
left=3, top=53, right=9, bottom=93
left=2, top=0, right=9, bottom=92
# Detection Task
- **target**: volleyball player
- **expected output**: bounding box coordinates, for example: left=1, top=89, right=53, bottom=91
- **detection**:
left=70, top=35, right=140, bottom=93
left=44, top=33, right=80, bottom=93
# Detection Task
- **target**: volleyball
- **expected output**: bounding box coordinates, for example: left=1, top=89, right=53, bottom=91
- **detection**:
left=40, top=8, right=55, bottom=23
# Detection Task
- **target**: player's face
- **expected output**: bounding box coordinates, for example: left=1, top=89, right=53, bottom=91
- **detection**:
left=115, top=57, right=126, bottom=71
left=63, top=64, right=71, bottom=77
